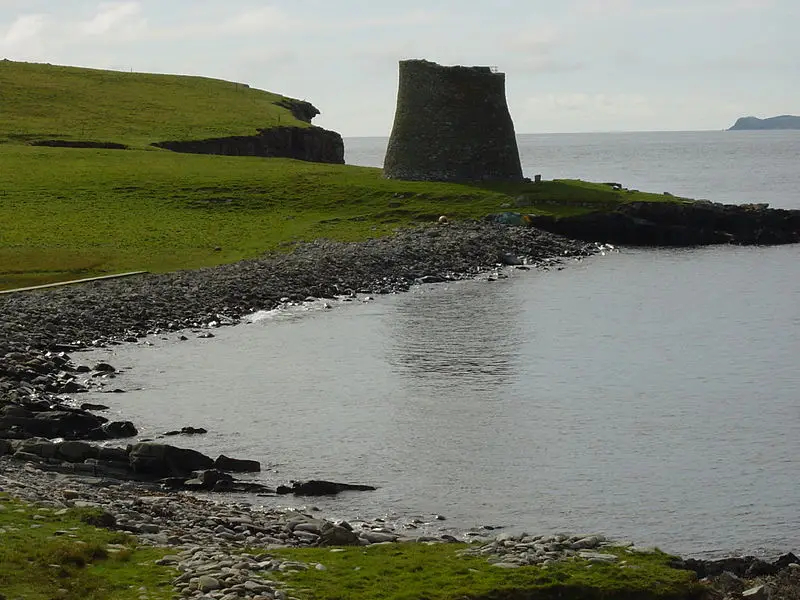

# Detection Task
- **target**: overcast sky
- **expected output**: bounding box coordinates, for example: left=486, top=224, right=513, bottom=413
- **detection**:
left=1, top=1, right=797, bottom=136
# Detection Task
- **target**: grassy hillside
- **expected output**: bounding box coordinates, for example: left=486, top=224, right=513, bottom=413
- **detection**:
left=0, top=61, right=686, bottom=291
left=0, top=60, right=306, bottom=147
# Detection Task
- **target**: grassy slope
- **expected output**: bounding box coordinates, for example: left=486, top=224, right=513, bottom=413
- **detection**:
left=0, top=60, right=688, bottom=290
left=0, top=494, right=174, bottom=600
left=271, top=544, right=704, bottom=600
left=0, top=60, right=306, bottom=147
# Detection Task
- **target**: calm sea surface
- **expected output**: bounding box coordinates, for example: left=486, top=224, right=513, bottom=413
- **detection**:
left=78, top=131, right=800, bottom=558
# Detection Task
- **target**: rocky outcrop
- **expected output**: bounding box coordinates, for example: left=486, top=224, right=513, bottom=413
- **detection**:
left=129, top=442, right=215, bottom=477
left=273, top=98, right=320, bottom=124
left=729, top=115, right=800, bottom=130
left=525, top=201, right=800, bottom=246
left=152, top=125, right=344, bottom=164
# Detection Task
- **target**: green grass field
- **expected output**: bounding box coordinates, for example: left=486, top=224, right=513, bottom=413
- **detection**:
left=0, top=494, right=174, bottom=600
left=271, top=543, right=704, bottom=600
left=0, top=61, right=687, bottom=290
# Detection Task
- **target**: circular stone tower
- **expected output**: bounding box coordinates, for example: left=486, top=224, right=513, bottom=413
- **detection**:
left=383, top=59, right=523, bottom=182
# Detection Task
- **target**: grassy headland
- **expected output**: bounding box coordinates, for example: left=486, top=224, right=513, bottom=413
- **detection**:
left=0, top=60, right=306, bottom=148
left=0, top=61, right=685, bottom=290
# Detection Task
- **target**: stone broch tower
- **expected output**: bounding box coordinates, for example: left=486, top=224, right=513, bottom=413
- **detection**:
left=383, top=59, right=523, bottom=182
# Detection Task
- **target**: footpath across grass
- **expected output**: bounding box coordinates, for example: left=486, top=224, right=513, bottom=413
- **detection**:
left=270, top=543, right=706, bottom=600
left=0, top=494, right=174, bottom=600
left=0, top=144, right=681, bottom=290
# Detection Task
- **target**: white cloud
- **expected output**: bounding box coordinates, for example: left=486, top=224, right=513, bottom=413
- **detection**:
left=81, top=2, right=144, bottom=36
left=216, top=6, right=293, bottom=35
left=2, top=13, right=46, bottom=45
left=575, top=0, right=774, bottom=19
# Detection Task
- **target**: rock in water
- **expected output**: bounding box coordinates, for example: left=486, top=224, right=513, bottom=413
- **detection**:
left=276, top=480, right=377, bottom=496
left=214, top=454, right=261, bottom=473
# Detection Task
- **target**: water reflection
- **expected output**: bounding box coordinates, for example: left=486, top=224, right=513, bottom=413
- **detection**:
left=387, top=280, right=524, bottom=393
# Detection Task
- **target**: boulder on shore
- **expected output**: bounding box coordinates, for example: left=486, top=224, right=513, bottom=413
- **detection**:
left=276, top=480, right=377, bottom=496
left=129, top=442, right=215, bottom=477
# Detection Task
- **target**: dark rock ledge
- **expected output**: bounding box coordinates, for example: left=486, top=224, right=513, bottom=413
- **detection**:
left=152, top=125, right=345, bottom=164
left=526, top=199, right=800, bottom=246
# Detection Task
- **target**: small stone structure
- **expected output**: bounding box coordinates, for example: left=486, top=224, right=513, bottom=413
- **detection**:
left=383, top=59, right=523, bottom=182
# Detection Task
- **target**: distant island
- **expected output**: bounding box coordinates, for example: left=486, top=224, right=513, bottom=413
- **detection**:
left=729, top=115, right=800, bottom=130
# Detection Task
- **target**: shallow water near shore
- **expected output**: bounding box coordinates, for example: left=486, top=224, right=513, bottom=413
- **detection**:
left=75, top=243, right=800, bottom=559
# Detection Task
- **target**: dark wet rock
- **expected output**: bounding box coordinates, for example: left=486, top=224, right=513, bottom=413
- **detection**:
left=183, top=469, right=235, bottom=490
left=93, top=363, right=116, bottom=373
left=276, top=480, right=377, bottom=496
left=86, top=420, right=137, bottom=440
left=80, top=403, right=110, bottom=411
left=97, top=446, right=129, bottom=462
left=128, top=442, right=215, bottom=477
left=164, top=426, right=208, bottom=436
left=56, top=440, right=98, bottom=462
left=214, top=454, right=260, bottom=473
left=2, top=408, right=106, bottom=439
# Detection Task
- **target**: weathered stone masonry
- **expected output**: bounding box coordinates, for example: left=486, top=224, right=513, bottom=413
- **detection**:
left=383, top=59, right=523, bottom=182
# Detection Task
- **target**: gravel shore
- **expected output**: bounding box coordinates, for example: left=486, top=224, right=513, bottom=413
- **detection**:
left=0, top=222, right=592, bottom=355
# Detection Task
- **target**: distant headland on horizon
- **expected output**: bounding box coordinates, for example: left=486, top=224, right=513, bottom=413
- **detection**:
left=729, top=115, right=800, bottom=130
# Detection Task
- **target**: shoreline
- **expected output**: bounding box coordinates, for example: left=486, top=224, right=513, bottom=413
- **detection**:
left=0, top=220, right=593, bottom=509
left=2, top=221, right=798, bottom=598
